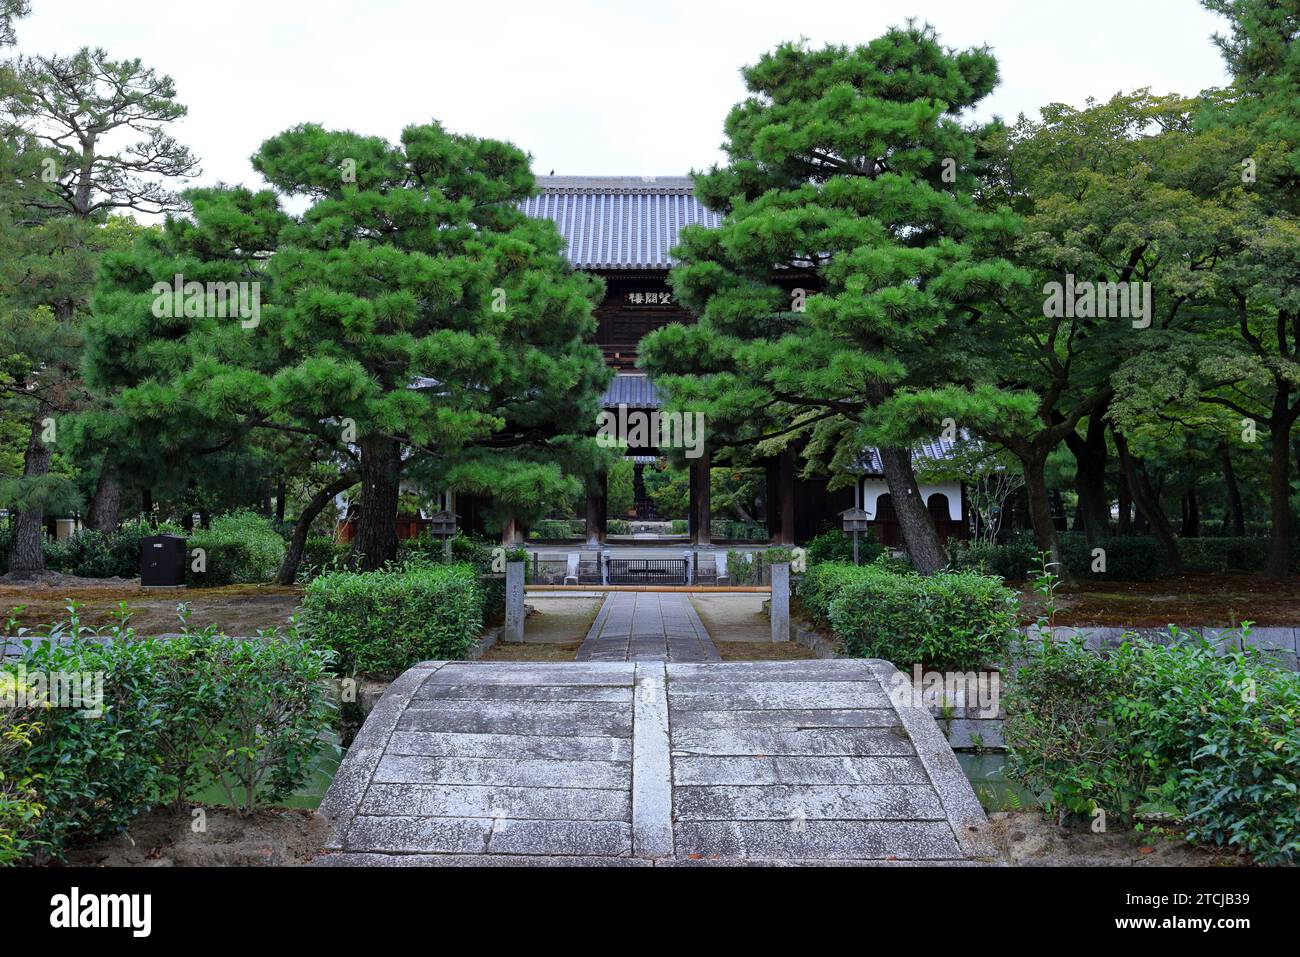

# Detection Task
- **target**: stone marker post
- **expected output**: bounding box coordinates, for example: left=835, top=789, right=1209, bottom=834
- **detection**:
left=770, top=561, right=790, bottom=643
left=505, top=560, right=525, bottom=643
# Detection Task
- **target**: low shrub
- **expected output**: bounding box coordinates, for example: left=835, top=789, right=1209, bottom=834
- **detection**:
left=824, top=564, right=1018, bottom=670
left=0, top=709, right=44, bottom=866
left=797, top=561, right=876, bottom=623
left=1175, top=536, right=1295, bottom=574
left=798, top=561, right=1017, bottom=669
left=711, top=520, right=767, bottom=541
left=1004, top=631, right=1300, bottom=865
left=167, top=628, right=335, bottom=814
left=44, top=518, right=184, bottom=579
left=803, top=529, right=883, bottom=567
left=0, top=607, right=333, bottom=862
left=188, top=509, right=286, bottom=586
left=1059, top=532, right=1165, bottom=582
left=948, top=534, right=1038, bottom=581
left=725, top=549, right=760, bottom=585
left=669, top=519, right=687, bottom=534
left=303, top=562, right=484, bottom=676
left=531, top=518, right=581, bottom=540
left=2, top=621, right=163, bottom=859
left=298, top=535, right=350, bottom=581
left=607, top=519, right=631, bottom=535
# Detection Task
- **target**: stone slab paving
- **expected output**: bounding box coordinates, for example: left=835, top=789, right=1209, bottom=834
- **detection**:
left=316, top=659, right=992, bottom=866
left=574, top=591, right=721, bottom=662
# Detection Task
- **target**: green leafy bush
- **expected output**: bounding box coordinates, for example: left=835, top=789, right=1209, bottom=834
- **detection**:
left=1003, top=636, right=1146, bottom=822
left=804, top=529, right=883, bottom=566
left=298, top=535, right=351, bottom=581
left=1059, top=532, right=1165, bottom=582
left=303, top=562, right=484, bottom=676
left=401, top=532, right=509, bottom=621
left=824, top=565, right=1018, bottom=670
left=669, top=519, right=687, bottom=534
left=44, top=518, right=184, bottom=579
left=1004, top=632, right=1300, bottom=865
left=711, top=520, right=767, bottom=541
left=531, top=519, right=582, bottom=540
left=725, top=549, right=760, bottom=585
left=1175, top=536, right=1300, bottom=574
left=188, top=509, right=286, bottom=586
left=180, top=629, right=336, bottom=814
left=2, top=621, right=163, bottom=859
left=948, top=534, right=1038, bottom=581
left=797, top=561, right=877, bottom=623
left=0, top=710, right=44, bottom=866
left=607, top=519, right=631, bottom=535
left=0, top=608, right=335, bottom=862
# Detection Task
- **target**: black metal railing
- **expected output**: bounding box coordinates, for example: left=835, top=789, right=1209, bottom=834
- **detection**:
left=606, top=558, right=687, bottom=585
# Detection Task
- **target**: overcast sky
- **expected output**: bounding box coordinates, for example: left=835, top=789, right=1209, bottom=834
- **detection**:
left=13, top=0, right=1232, bottom=192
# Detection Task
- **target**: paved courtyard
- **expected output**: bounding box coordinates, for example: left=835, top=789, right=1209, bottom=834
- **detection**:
left=317, top=659, right=991, bottom=866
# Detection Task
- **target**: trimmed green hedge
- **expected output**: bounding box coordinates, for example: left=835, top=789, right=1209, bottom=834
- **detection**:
left=950, top=532, right=1164, bottom=582
left=711, top=520, right=768, bottom=541
left=1176, top=536, right=1300, bottom=574
left=796, top=561, right=873, bottom=623
left=1, top=613, right=333, bottom=863
left=43, top=519, right=183, bottom=579
left=1005, top=633, right=1300, bottom=865
left=803, top=529, right=884, bottom=567
left=32, top=511, right=285, bottom=585
left=303, top=562, right=484, bottom=677
left=530, top=519, right=583, bottom=540
left=948, top=539, right=1035, bottom=580
left=1058, top=533, right=1165, bottom=582
left=798, top=561, right=1017, bottom=670
left=187, top=509, right=285, bottom=586
left=299, top=535, right=350, bottom=581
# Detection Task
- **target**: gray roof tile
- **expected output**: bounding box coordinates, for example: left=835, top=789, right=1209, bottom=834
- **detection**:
left=601, top=374, right=662, bottom=407
left=522, top=176, right=722, bottom=270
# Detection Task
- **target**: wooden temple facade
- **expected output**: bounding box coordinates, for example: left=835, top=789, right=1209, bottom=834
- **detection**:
left=467, top=176, right=967, bottom=546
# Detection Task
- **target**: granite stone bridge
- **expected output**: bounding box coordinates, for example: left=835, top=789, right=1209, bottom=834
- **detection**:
left=317, top=656, right=992, bottom=866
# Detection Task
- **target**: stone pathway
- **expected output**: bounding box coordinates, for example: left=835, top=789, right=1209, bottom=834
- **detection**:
left=317, top=659, right=991, bottom=866
left=574, top=592, right=720, bottom=662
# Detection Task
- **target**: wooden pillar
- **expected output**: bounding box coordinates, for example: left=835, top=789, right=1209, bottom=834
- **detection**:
left=585, top=470, right=608, bottom=547
left=764, top=458, right=781, bottom=543
left=778, top=448, right=796, bottom=546
left=689, top=447, right=712, bottom=546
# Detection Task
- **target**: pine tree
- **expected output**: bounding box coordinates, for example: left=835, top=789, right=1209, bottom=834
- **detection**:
left=641, top=23, right=1023, bottom=572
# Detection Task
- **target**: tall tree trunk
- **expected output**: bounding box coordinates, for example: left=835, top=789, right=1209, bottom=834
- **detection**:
left=1049, top=489, right=1067, bottom=531
left=1113, top=431, right=1182, bottom=573
left=275, top=474, right=287, bottom=525
left=1180, top=486, right=1200, bottom=538
left=1265, top=412, right=1293, bottom=580
left=1064, top=414, right=1110, bottom=545
left=1021, top=452, right=1064, bottom=573
left=5, top=411, right=53, bottom=577
left=1219, top=440, right=1245, bottom=536
left=877, top=445, right=947, bottom=575
left=277, top=472, right=357, bottom=585
left=352, top=434, right=401, bottom=571
left=85, top=469, right=121, bottom=533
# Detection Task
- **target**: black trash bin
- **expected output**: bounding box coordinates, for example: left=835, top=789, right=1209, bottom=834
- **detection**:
left=140, top=534, right=187, bottom=587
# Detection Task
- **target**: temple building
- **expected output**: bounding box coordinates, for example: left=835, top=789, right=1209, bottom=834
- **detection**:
left=460, top=175, right=969, bottom=548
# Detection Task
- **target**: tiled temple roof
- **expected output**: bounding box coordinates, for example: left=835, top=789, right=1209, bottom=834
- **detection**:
left=521, top=176, right=721, bottom=270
